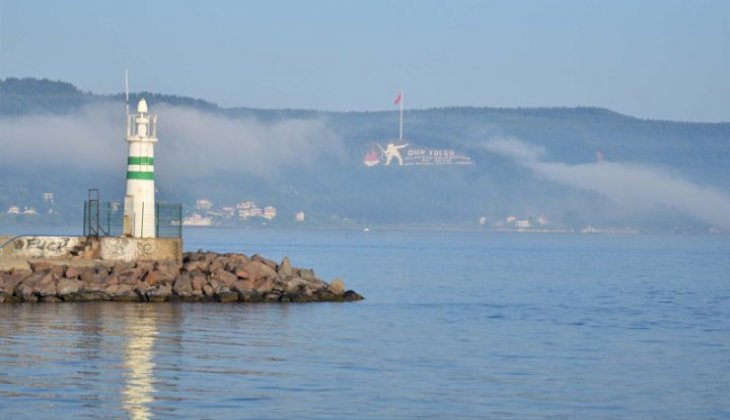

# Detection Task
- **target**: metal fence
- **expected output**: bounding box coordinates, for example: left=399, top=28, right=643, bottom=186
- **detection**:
left=83, top=201, right=182, bottom=238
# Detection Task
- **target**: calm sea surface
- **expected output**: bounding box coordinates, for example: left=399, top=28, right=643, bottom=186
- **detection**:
left=1, top=228, right=729, bottom=418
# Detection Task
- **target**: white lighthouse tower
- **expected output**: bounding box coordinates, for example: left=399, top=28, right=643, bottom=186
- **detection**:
left=123, top=98, right=158, bottom=238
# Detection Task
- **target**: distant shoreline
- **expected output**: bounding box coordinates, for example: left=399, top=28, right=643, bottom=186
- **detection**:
left=1, top=222, right=724, bottom=236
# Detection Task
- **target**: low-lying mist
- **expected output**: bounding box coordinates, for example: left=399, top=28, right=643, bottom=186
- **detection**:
left=0, top=102, right=345, bottom=180
left=484, top=137, right=730, bottom=230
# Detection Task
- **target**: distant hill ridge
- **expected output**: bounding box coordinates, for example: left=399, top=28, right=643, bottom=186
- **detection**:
left=1, top=77, right=653, bottom=122
left=1, top=77, right=729, bottom=232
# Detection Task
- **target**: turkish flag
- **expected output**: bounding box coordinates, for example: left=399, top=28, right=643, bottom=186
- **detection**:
left=393, top=91, right=402, bottom=105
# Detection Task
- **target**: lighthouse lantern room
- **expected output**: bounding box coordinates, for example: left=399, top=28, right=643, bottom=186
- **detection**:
left=123, top=98, right=158, bottom=238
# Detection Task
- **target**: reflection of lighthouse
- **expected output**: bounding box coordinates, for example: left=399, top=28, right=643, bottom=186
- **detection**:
left=123, top=98, right=158, bottom=238
left=122, top=307, right=157, bottom=420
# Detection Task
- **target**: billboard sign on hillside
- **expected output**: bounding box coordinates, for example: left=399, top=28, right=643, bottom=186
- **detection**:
left=362, top=142, right=473, bottom=167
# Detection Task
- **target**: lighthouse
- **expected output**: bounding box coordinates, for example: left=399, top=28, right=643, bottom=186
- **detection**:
left=123, top=98, right=158, bottom=238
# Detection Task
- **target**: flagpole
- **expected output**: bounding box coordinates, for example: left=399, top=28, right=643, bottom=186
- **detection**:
left=399, top=89, right=404, bottom=141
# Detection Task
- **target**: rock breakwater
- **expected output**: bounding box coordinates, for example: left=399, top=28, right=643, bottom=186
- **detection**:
left=0, top=251, right=364, bottom=303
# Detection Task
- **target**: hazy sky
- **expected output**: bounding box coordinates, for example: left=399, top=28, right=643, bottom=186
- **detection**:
left=1, top=0, right=728, bottom=121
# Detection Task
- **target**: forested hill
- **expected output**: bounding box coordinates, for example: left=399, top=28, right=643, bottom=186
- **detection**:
left=1, top=77, right=729, bottom=232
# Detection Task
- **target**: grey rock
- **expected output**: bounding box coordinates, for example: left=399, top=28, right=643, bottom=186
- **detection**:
left=147, top=283, right=172, bottom=302
left=251, top=254, right=277, bottom=270
left=1, top=274, right=23, bottom=295
left=118, top=267, right=142, bottom=285
left=328, top=278, right=346, bottom=295
left=77, top=291, right=109, bottom=301
left=237, top=261, right=276, bottom=283
left=80, top=268, right=100, bottom=284
left=183, top=260, right=209, bottom=272
left=344, top=290, right=365, bottom=301
left=173, top=274, right=194, bottom=297
left=57, top=278, right=84, bottom=296
left=263, top=292, right=281, bottom=302
left=284, top=277, right=308, bottom=294
left=111, top=261, right=133, bottom=274
left=64, top=265, right=82, bottom=279
left=209, top=256, right=229, bottom=272
left=300, top=268, right=315, bottom=281
left=214, top=288, right=238, bottom=303
left=191, top=274, right=206, bottom=291
left=278, top=257, right=293, bottom=279
left=106, top=284, right=139, bottom=302
left=213, top=268, right=238, bottom=287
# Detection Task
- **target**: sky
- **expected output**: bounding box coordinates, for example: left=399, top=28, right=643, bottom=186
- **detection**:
left=0, top=0, right=729, bottom=122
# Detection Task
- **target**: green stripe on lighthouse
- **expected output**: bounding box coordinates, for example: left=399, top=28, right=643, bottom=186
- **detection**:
left=128, top=156, right=155, bottom=165
left=127, top=171, right=155, bottom=180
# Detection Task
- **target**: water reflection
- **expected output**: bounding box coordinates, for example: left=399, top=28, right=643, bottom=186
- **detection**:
left=122, top=305, right=158, bottom=420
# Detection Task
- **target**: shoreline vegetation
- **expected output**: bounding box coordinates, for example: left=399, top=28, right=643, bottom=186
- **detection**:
left=0, top=251, right=364, bottom=304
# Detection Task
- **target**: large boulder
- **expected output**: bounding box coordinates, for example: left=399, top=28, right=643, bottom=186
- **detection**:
left=174, top=274, right=201, bottom=301
left=191, top=273, right=206, bottom=292
left=231, top=279, right=253, bottom=293
left=307, top=277, right=329, bottom=292
left=28, top=261, right=66, bottom=277
left=183, top=259, right=209, bottom=273
left=300, top=268, right=315, bottom=281
left=135, top=261, right=155, bottom=273
left=64, top=265, right=83, bottom=280
left=146, top=283, right=172, bottom=302
left=225, top=254, right=249, bottom=270
left=172, top=274, right=194, bottom=296
left=236, top=261, right=276, bottom=283
left=213, top=268, right=238, bottom=287
left=111, top=261, right=133, bottom=274
left=57, top=278, right=84, bottom=299
left=76, top=281, right=109, bottom=301
left=105, top=283, right=139, bottom=302
left=209, top=256, right=230, bottom=273
left=145, top=268, right=177, bottom=286
left=214, top=287, right=239, bottom=303
left=251, top=254, right=277, bottom=270
left=225, top=253, right=249, bottom=263
left=155, top=261, right=181, bottom=277
left=105, top=273, right=120, bottom=285
left=263, top=291, right=281, bottom=302
left=328, top=278, right=346, bottom=295
left=16, top=271, right=57, bottom=302
left=284, top=276, right=308, bottom=294
left=118, top=267, right=143, bottom=285
left=202, top=283, right=214, bottom=298
left=1, top=273, right=23, bottom=296
left=344, top=290, right=365, bottom=301
left=278, top=257, right=293, bottom=279
left=80, top=268, right=102, bottom=284
left=253, top=277, right=274, bottom=293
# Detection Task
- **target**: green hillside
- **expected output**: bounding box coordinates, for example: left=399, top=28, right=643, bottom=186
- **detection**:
left=1, top=77, right=728, bottom=232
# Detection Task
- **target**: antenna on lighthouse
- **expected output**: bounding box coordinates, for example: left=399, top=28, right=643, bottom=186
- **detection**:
left=124, top=69, right=130, bottom=117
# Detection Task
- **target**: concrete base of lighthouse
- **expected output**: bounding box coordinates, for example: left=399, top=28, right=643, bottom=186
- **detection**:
left=0, top=235, right=182, bottom=264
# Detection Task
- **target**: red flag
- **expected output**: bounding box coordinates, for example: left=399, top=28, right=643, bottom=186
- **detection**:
left=393, top=91, right=402, bottom=105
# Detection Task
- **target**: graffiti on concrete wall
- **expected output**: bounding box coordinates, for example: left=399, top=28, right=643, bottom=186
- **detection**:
left=10, top=236, right=81, bottom=258
left=135, top=241, right=156, bottom=259
left=99, top=237, right=170, bottom=262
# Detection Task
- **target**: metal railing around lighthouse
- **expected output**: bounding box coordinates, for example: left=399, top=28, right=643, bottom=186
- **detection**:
left=83, top=201, right=182, bottom=238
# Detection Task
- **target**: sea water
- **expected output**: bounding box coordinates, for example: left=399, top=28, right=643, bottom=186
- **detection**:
left=1, top=229, right=729, bottom=418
